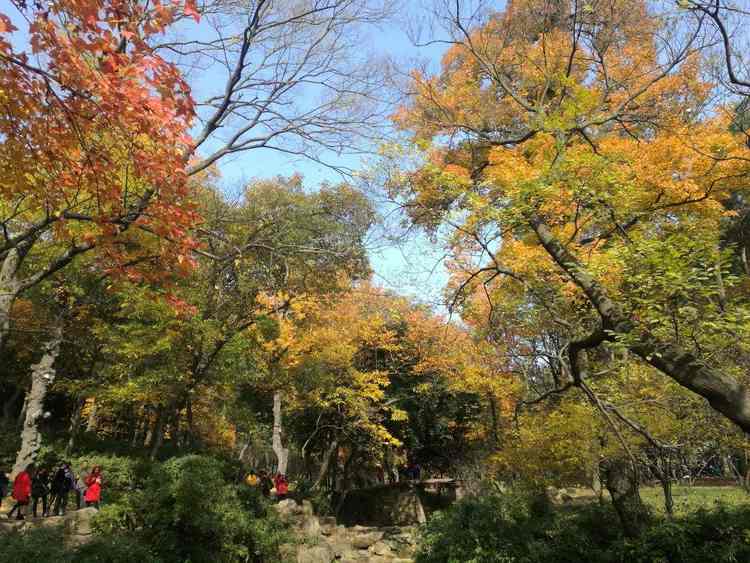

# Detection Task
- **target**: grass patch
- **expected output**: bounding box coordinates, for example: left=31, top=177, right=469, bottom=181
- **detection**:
left=641, top=485, right=749, bottom=516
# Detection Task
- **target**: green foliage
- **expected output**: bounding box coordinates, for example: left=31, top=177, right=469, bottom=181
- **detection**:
left=416, top=491, right=750, bottom=563
left=134, top=454, right=288, bottom=563
left=0, top=527, right=160, bottom=563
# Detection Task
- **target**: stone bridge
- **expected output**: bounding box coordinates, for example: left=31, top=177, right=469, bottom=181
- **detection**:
left=336, top=479, right=463, bottom=527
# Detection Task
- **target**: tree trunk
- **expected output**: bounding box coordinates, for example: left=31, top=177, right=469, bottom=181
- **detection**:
left=272, top=391, right=289, bottom=475
left=312, top=438, right=339, bottom=490
left=16, top=393, right=28, bottom=428
left=183, top=398, right=194, bottom=448
left=530, top=216, right=750, bottom=432
left=131, top=409, right=146, bottom=448
left=2, top=386, right=22, bottom=424
left=12, top=325, right=62, bottom=477
left=65, top=398, right=86, bottom=455
left=602, top=458, right=649, bottom=538
left=149, top=407, right=165, bottom=460
left=0, top=248, right=22, bottom=353
left=85, top=400, right=98, bottom=433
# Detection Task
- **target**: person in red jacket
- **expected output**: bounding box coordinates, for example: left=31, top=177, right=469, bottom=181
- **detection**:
left=7, top=465, right=33, bottom=520
left=273, top=473, right=289, bottom=501
left=83, top=466, right=102, bottom=509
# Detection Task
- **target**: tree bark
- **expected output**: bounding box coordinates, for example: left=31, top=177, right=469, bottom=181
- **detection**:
left=65, top=398, right=86, bottom=455
left=602, top=458, right=649, bottom=538
left=272, top=391, right=289, bottom=475
left=312, top=438, right=339, bottom=491
left=149, top=407, right=165, bottom=460
left=530, top=215, right=750, bottom=432
left=85, top=399, right=98, bottom=433
left=16, top=393, right=28, bottom=428
left=131, top=408, right=146, bottom=448
left=0, top=248, right=22, bottom=353
left=12, top=325, right=62, bottom=477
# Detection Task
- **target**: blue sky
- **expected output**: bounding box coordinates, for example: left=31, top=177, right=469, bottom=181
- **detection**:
left=0, top=0, right=455, bottom=307
left=193, top=8, right=453, bottom=307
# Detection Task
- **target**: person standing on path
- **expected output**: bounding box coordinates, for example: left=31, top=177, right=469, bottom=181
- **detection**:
left=7, top=465, right=33, bottom=520
left=31, top=468, right=50, bottom=518
left=50, top=462, right=76, bottom=516
left=84, top=466, right=102, bottom=509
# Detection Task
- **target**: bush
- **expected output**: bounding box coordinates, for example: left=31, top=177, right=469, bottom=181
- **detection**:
left=0, top=526, right=159, bottom=563
left=135, top=454, right=289, bottom=563
left=71, top=453, right=152, bottom=504
left=415, top=490, right=750, bottom=563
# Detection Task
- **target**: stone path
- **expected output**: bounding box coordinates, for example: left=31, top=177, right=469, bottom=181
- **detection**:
left=275, top=499, right=418, bottom=563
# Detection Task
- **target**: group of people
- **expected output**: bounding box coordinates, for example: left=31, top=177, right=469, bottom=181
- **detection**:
left=244, top=469, right=289, bottom=500
left=1, top=462, right=103, bottom=520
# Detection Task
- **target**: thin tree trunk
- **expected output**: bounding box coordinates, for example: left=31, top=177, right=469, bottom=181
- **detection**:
left=130, top=407, right=144, bottom=448
left=12, top=325, right=63, bottom=476
left=172, top=406, right=181, bottom=446
left=312, top=438, right=339, bottom=490
left=184, top=398, right=194, bottom=448
left=65, top=398, right=86, bottom=455
left=602, top=458, right=649, bottom=538
left=149, top=407, right=165, bottom=460
left=85, top=400, right=98, bottom=433
left=272, top=391, right=289, bottom=475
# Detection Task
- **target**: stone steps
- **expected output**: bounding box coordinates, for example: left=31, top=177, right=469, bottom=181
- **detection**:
left=274, top=499, right=417, bottom=563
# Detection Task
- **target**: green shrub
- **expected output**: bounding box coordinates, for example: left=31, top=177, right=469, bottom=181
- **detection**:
left=0, top=526, right=159, bottom=563
left=70, top=453, right=151, bottom=504
left=415, top=490, right=750, bottom=563
left=0, top=527, right=73, bottom=563
left=136, top=454, right=289, bottom=563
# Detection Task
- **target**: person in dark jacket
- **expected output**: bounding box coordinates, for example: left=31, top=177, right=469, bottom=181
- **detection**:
left=50, top=462, right=76, bottom=516
left=8, top=465, right=33, bottom=520
left=259, top=470, right=273, bottom=498
left=31, top=468, right=50, bottom=518
left=0, top=470, right=8, bottom=499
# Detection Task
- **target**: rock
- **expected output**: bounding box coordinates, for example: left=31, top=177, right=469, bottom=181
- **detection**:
left=64, top=507, right=98, bottom=536
left=302, top=500, right=315, bottom=516
left=276, top=499, right=304, bottom=523
left=38, top=515, right=64, bottom=528
left=300, top=514, right=321, bottom=537
left=337, top=551, right=364, bottom=563
left=351, top=531, right=384, bottom=550
left=369, top=540, right=393, bottom=556
left=0, top=520, right=26, bottom=533
left=297, top=544, right=334, bottom=563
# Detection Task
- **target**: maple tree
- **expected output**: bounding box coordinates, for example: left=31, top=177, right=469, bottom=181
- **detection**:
left=0, top=0, right=199, bottom=350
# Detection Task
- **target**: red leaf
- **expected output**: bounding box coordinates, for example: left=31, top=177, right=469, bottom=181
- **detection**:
left=183, top=0, right=200, bottom=22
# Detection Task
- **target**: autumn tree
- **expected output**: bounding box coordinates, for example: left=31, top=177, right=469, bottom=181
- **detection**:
left=387, top=0, right=750, bottom=433
left=0, top=0, right=199, bottom=351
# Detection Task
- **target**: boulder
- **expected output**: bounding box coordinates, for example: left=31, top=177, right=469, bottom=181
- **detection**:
left=369, top=540, right=393, bottom=557
left=297, top=544, right=334, bottom=563
left=300, top=513, right=321, bottom=537
left=64, top=507, right=98, bottom=536
left=351, top=531, right=384, bottom=550
left=275, top=499, right=305, bottom=523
